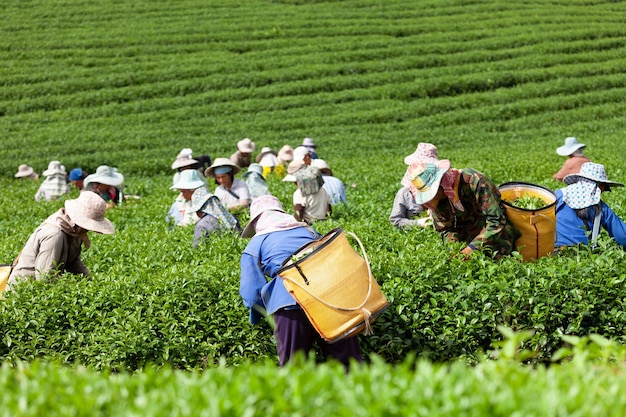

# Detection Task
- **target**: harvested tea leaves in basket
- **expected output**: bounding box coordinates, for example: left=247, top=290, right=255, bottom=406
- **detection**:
left=508, top=195, right=546, bottom=210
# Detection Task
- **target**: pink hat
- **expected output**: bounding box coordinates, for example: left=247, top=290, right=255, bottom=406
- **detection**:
left=65, top=191, right=115, bottom=234
left=237, top=138, right=255, bottom=153
left=172, top=148, right=199, bottom=169
left=241, top=195, right=286, bottom=238
left=404, top=143, right=439, bottom=165
left=278, top=145, right=294, bottom=162
left=15, top=164, right=37, bottom=178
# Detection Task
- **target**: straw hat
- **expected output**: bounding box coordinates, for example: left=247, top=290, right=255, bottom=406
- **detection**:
left=563, top=162, right=623, bottom=188
left=405, top=160, right=451, bottom=205
left=310, top=159, right=333, bottom=176
left=278, top=145, right=294, bottom=162
left=205, top=157, right=241, bottom=177
left=237, top=138, right=256, bottom=153
left=15, top=164, right=36, bottom=178
left=84, top=165, right=124, bottom=187
left=241, top=195, right=286, bottom=238
left=172, top=148, right=199, bottom=169
left=65, top=191, right=115, bottom=234
left=42, top=161, right=66, bottom=177
left=404, top=143, right=440, bottom=165
left=170, top=169, right=205, bottom=190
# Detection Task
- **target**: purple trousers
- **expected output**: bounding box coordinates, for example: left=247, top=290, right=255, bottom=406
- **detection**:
left=273, top=308, right=362, bottom=367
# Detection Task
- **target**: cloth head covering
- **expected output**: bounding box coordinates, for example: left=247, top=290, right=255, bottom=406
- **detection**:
left=237, top=138, right=255, bottom=153
left=170, top=169, right=205, bottom=190
left=172, top=148, right=199, bottom=169
left=64, top=191, right=115, bottom=234
left=241, top=195, right=305, bottom=238
left=84, top=165, right=124, bottom=187
left=189, top=187, right=239, bottom=230
left=15, top=164, right=37, bottom=178
left=310, top=158, right=332, bottom=176
left=563, top=162, right=623, bottom=188
left=556, top=137, right=586, bottom=156
left=42, top=161, right=66, bottom=177
left=205, top=157, right=241, bottom=177
left=278, top=145, right=294, bottom=162
left=404, top=142, right=439, bottom=166
left=562, top=180, right=603, bottom=209
left=69, top=168, right=85, bottom=181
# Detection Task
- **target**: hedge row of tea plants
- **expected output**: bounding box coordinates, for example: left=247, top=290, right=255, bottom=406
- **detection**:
left=2, top=333, right=626, bottom=417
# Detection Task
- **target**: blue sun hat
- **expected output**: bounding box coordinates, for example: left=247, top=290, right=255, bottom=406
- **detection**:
left=556, top=137, right=586, bottom=156
left=170, top=169, right=205, bottom=190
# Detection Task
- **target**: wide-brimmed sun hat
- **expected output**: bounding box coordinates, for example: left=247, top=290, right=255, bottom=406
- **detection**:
left=405, top=159, right=451, bottom=205
left=241, top=194, right=286, bottom=238
left=278, top=145, right=294, bottom=162
left=244, top=163, right=265, bottom=178
left=42, top=161, right=66, bottom=177
left=188, top=187, right=215, bottom=212
left=282, top=160, right=307, bottom=182
left=302, top=137, right=316, bottom=148
left=205, top=157, right=241, bottom=177
left=556, top=137, right=586, bottom=156
left=15, top=164, right=36, bottom=178
left=404, top=142, right=440, bottom=165
left=172, top=148, right=199, bottom=169
left=237, top=138, right=256, bottom=153
left=255, top=147, right=277, bottom=163
left=310, top=158, right=332, bottom=176
left=170, top=169, right=206, bottom=190
left=292, top=146, right=309, bottom=162
left=65, top=191, right=115, bottom=234
left=84, top=165, right=124, bottom=187
left=563, top=162, right=623, bottom=188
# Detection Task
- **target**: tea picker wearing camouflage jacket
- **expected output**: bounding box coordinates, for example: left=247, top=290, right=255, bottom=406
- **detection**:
left=402, top=145, right=520, bottom=259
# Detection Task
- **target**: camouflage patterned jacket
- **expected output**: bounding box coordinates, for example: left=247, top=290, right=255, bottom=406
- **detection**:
left=430, top=168, right=520, bottom=258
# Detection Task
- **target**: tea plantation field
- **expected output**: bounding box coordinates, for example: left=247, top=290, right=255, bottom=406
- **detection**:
left=2, top=0, right=626, bottom=414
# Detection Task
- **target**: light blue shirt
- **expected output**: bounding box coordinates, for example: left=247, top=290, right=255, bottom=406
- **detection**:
left=240, top=227, right=318, bottom=324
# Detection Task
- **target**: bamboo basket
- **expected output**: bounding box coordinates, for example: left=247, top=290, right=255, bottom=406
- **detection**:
left=277, top=227, right=388, bottom=343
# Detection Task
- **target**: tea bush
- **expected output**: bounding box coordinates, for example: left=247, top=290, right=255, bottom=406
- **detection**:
left=2, top=0, right=626, bottom=412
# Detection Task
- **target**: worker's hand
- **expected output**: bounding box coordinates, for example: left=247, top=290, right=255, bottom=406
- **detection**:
left=460, top=246, right=474, bottom=260
left=416, top=217, right=433, bottom=228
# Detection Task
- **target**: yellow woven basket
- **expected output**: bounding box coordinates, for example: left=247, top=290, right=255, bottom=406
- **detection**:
left=499, top=182, right=557, bottom=261
left=277, top=227, right=389, bottom=343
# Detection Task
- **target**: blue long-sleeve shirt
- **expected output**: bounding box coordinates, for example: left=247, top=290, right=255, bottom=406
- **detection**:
left=240, top=226, right=318, bottom=324
left=554, top=189, right=626, bottom=248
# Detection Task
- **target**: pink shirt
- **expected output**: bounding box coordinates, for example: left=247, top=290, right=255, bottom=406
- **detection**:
left=553, top=156, right=591, bottom=181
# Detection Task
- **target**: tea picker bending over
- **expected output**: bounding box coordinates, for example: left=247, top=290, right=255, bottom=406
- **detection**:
left=552, top=137, right=591, bottom=182
left=554, top=162, right=626, bottom=249
left=403, top=143, right=520, bottom=259
left=8, top=191, right=115, bottom=288
left=239, top=195, right=362, bottom=368
left=188, top=187, right=241, bottom=247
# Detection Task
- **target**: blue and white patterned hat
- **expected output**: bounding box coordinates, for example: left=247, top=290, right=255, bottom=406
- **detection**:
left=563, top=162, right=623, bottom=188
